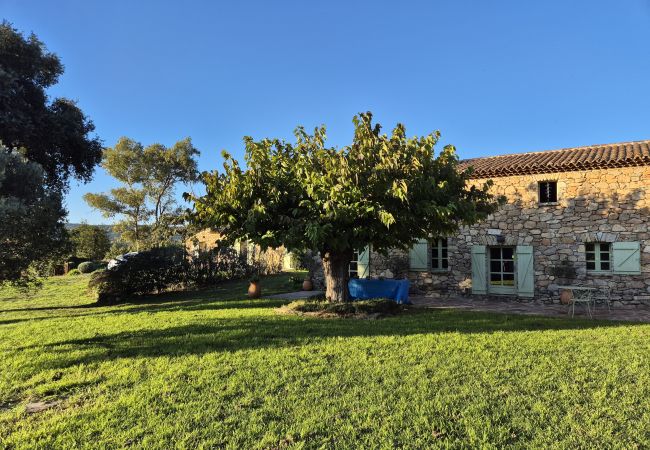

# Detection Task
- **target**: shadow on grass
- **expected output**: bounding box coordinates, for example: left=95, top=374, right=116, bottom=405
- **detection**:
left=28, top=306, right=636, bottom=371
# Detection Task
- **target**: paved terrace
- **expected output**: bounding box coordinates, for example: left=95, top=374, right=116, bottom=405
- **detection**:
left=410, top=296, right=650, bottom=323
left=269, top=291, right=650, bottom=322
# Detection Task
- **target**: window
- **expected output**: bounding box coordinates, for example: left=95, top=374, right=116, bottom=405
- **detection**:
left=349, top=250, right=359, bottom=277
left=431, top=238, right=449, bottom=270
left=586, top=242, right=611, bottom=272
left=538, top=181, right=558, bottom=203
left=489, top=246, right=515, bottom=287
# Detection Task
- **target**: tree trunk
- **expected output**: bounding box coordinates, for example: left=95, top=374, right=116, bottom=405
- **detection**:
left=322, top=250, right=353, bottom=303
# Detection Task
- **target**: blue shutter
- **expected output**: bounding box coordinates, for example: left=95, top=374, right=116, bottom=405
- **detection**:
left=409, top=239, right=429, bottom=271
left=357, top=246, right=370, bottom=278
left=612, top=242, right=641, bottom=274
left=471, top=246, right=487, bottom=294
left=516, top=245, right=534, bottom=298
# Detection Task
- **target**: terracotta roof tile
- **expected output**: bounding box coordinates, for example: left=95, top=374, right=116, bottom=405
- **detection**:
left=459, top=140, right=650, bottom=178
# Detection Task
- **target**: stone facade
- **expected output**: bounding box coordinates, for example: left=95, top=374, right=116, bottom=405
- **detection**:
left=367, top=166, right=650, bottom=305
left=186, top=230, right=288, bottom=275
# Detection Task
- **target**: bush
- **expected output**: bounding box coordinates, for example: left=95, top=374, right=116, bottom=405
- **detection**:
left=186, top=246, right=253, bottom=286
left=77, top=261, right=102, bottom=274
left=67, top=269, right=81, bottom=276
left=89, top=247, right=186, bottom=304
left=89, top=246, right=258, bottom=304
left=288, top=275, right=303, bottom=290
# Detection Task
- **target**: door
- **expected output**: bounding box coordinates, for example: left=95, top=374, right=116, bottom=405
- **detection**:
left=489, top=246, right=516, bottom=295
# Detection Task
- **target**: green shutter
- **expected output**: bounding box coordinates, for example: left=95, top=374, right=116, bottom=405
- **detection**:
left=471, top=245, right=487, bottom=294
left=357, top=246, right=370, bottom=278
left=613, top=242, right=641, bottom=274
left=409, top=239, right=429, bottom=271
left=516, top=245, right=534, bottom=298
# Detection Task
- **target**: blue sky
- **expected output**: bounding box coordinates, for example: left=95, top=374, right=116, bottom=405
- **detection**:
left=4, top=0, right=650, bottom=224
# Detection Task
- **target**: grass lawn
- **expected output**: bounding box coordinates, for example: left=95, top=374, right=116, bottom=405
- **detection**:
left=1, top=275, right=650, bottom=448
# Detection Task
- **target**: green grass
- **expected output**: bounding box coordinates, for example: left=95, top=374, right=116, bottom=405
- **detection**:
left=1, top=275, right=650, bottom=448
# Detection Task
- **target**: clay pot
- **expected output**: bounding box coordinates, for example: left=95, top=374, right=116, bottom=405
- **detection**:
left=560, top=289, right=573, bottom=305
left=248, top=281, right=261, bottom=298
left=302, top=279, right=313, bottom=291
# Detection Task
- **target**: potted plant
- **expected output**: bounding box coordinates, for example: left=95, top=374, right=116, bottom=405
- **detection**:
left=550, top=259, right=577, bottom=304
left=248, top=275, right=261, bottom=298
left=298, top=249, right=319, bottom=291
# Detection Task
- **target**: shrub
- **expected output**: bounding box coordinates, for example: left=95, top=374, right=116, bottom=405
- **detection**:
left=89, top=247, right=186, bottom=304
left=288, top=275, right=303, bottom=290
left=67, top=269, right=81, bottom=276
left=89, top=246, right=258, bottom=304
left=77, top=261, right=100, bottom=274
left=186, top=246, right=253, bottom=286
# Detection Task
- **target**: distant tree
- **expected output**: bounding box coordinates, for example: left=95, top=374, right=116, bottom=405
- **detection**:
left=142, top=139, right=201, bottom=245
left=70, top=224, right=111, bottom=261
left=0, top=21, right=102, bottom=192
left=189, top=113, right=503, bottom=302
left=84, top=137, right=199, bottom=250
left=0, top=145, right=67, bottom=284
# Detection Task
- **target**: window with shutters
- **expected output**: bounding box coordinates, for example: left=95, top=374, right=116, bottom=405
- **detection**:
left=586, top=242, right=611, bottom=272
left=349, top=250, right=359, bottom=278
left=431, top=238, right=449, bottom=271
left=538, top=181, right=558, bottom=204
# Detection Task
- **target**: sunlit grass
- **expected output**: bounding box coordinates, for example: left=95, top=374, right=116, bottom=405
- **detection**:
left=1, top=275, right=649, bottom=448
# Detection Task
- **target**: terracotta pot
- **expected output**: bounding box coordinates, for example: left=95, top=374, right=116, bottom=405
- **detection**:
left=248, top=281, right=261, bottom=298
left=560, top=289, right=573, bottom=305
left=302, top=279, right=313, bottom=291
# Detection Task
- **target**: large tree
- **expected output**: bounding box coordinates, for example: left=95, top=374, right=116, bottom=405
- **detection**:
left=0, top=21, right=102, bottom=192
left=84, top=137, right=199, bottom=250
left=189, top=113, right=502, bottom=302
left=0, top=145, right=67, bottom=283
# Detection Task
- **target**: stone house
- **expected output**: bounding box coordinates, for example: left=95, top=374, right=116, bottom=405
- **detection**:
left=185, top=230, right=290, bottom=273
left=362, top=140, right=650, bottom=305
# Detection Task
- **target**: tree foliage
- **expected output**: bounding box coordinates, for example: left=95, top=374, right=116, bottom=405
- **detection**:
left=0, top=145, right=67, bottom=284
left=69, top=224, right=112, bottom=261
left=84, top=137, right=200, bottom=250
left=0, top=21, right=102, bottom=192
left=189, top=112, right=503, bottom=301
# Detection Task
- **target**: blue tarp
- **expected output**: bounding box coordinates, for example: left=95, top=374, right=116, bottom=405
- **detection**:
left=348, top=278, right=410, bottom=304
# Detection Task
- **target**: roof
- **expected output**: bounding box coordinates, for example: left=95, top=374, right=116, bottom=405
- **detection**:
left=459, top=140, right=650, bottom=178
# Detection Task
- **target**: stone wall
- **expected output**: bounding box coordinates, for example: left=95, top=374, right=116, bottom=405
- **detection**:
left=368, top=166, right=650, bottom=305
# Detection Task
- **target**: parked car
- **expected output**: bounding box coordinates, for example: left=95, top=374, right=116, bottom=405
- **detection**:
left=107, top=252, right=139, bottom=270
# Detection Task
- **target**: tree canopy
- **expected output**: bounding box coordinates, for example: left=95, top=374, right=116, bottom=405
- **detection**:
left=0, top=21, right=102, bottom=191
left=69, top=224, right=112, bottom=261
left=0, top=144, right=67, bottom=284
left=84, top=137, right=200, bottom=250
left=189, top=112, right=502, bottom=301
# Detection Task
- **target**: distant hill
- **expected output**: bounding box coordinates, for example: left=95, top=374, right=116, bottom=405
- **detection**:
left=65, top=223, right=119, bottom=242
